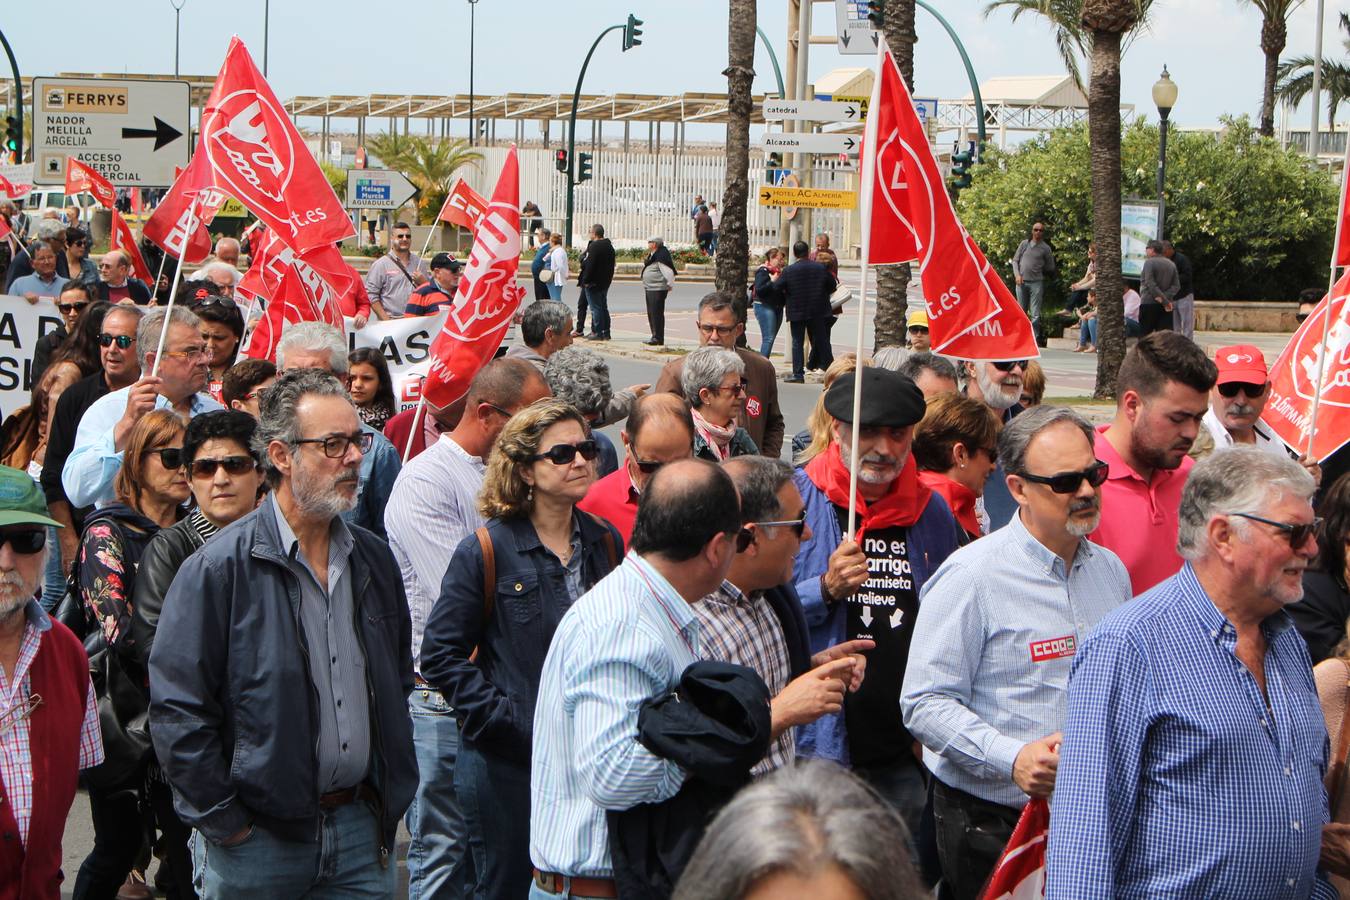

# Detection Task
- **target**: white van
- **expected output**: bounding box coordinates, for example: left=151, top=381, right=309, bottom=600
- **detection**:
left=19, top=189, right=97, bottom=225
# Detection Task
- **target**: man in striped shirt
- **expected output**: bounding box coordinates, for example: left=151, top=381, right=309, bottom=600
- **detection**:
left=529, top=459, right=743, bottom=898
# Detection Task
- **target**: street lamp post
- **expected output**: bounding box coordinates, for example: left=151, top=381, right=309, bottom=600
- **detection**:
left=170, top=0, right=186, bottom=79
left=1152, top=65, right=1178, bottom=240
left=263, top=0, right=270, bottom=76
left=468, top=0, right=479, bottom=146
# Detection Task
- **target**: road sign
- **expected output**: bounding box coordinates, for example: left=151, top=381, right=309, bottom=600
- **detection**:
left=758, top=186, right=857, bottom=210
left=32, top=77, right=190, bottom=188
left=834, top=0, right=879, bottom=54
left=345, top=169, right=418, bottom=210
left=763, top=132, right=860, bottom=155
left=762, top=99, right=862, bottom=122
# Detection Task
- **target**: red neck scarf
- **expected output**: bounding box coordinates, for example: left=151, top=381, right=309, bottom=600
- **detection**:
left=917, top=470, right=980, bottom=538
left=804, top=442, right=931, bottom=540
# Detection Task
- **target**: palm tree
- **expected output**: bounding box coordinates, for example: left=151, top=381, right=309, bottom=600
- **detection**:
left=1239, top=0, right=1304, bottom=137
left=984, top=0, right=1092, bottom=92
left=716, top=0, right=756, bottom=297
left=364, top=135, right=482, bottom=224
left=873, top=1, right=918, bottom=351
left=1277, top=13, right=1350, bottom=133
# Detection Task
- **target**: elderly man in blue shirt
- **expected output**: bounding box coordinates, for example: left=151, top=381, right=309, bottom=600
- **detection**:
left=1048, top=446, right=1338, bottom=899
left=902, top=405, right=1131, bottom=900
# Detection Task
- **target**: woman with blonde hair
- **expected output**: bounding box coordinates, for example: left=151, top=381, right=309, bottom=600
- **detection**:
left=419, top=398, right=623, bottom=900
left=792, top=354, right=869, bottom=464
left=912, top=393, right=1002, bottom=542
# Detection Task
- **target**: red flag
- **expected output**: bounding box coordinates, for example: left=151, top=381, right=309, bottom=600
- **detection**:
left=866, top=43, right=1012, bottom=354
left=1262, top=269, right=1350, bottom=461
left=925, top=251, right=1039, bottom=361
left=109, top=211, right=153, bottom=284
left=860, top=45, right=919, bottom=265
left=437, top=178, right=489, bottom=231
left=0, top=169, right=33, bottom=202
left=142, top=155, right=225, bottom=263
left=1335, top=135, right=1350, bottom=267
left=422, top=147, right=527, bottom=410
left=0, top=216, right=10, bottom=243
left=237, top=226, right=361, bottom=312
left=65, top=158, right=117, bottom=209
left=197, top=37, right=353, bottom=253
left=979, top=799, right=1048, bottom=900
left=241, top=261, right=347, bottom=362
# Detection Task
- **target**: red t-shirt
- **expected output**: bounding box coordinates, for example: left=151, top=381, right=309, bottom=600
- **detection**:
left=577, top=466, right=640, bottom=544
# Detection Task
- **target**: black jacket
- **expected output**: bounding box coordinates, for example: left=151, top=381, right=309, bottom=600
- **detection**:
left=30, top=326, right=67, bottom=389
left=95, top=278, right=152, bottom=304
left=40, top=372, right=111, bottom=512
left=752, top=265, right=782, bottom=308
left=130, top=512, right=216, bottom=669
left=761, top=257, right=834, bottom=322
left=420, top=512, right=623, bottom=765
left=148, top=498, right=417, bottom=849
left=580, top=237, right=616, bottom=290
left=762, top=584, right=812, bottom=680
left=1288, top=567, right=1350, bottom=665
left=608, top=661, right=772, bottom=900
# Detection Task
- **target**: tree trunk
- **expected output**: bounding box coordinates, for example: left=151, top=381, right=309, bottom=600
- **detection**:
left=1259, top=17, right=1287, bottom=138
left=715, top=0, right=757, bottom=298
left=873, top=0, right=917, bottom=351
left=1087, top=27, right=1125, bottom=399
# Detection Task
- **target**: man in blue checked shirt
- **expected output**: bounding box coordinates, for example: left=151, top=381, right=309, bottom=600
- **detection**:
left=1047, top=447, right=1337, bottom=899
left=529, top=458, right=745, bottom=899
left=902, top=406, right=1131, bottom=900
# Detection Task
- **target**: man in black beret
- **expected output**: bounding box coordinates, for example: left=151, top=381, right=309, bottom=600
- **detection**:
left=789, top=365, right=959, bottom=837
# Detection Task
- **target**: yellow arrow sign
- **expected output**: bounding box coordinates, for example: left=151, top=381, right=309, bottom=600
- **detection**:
left=757, top=186, right=858, bottom=210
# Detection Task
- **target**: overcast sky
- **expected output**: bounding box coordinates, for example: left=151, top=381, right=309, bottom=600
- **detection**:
left=1, top=0, right=1339, bottom=140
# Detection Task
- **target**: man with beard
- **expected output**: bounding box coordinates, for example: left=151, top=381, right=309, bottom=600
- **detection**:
left=1047, top=448, right=1337, bottom=898
left=1090, top=332, right=1217, bottom=595
left=963, top=359, right=1029, bottom=531
left=903, top=406, right=1131, bottom=900
left=0, top=466, right=103, bottom=894
left=149, top=369, right=417, bottom=896
left=790, top=367, right=959, bottom=833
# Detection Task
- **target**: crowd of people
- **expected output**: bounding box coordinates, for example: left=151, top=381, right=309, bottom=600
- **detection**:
left=5, top=195, right=1350, bottom=900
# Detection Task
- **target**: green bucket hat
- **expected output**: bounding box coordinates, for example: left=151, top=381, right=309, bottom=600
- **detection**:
left=0, top=465, right=62, bottom=528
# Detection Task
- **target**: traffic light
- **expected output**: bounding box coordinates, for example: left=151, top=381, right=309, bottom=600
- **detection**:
left=623, top=13, right=644, bottom=51
left=949, top=142, right=973, bottom=191
left=577, top=152, right=593, bottom=183
left=555, top=149, right=568, bottom=173
left=3, top=117, right=18, bottom=162
left=867, top=0, right=884, bottom=28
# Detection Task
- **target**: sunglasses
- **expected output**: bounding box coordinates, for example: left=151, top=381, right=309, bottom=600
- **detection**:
left=58, top=301, right=89, bottom=314
left=529, top=440, right=599, bottom=465
left=1018, top=459, right=1109, bottom=494
left=1229, top=512, right=1322, bottom=549
left=752, top=509, right=808, bottom=539
left=191, top=295, right=235, bottom=308
left=992, top=360, right=1029, bottom=373
left=189, top=456, right=257, bottom=478
left=97, top=333, right=134, bottom=349
left=144, top=447, right=185, bottom=469
left=1217, top=381, right=1267, bottom=399
left=908, top=326, right=929, bottom=334
left=0, top=529, right=46, bottom=554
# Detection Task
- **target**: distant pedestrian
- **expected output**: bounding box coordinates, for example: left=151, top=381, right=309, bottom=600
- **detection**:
left=579, top=224, right=615, bottom=340
left=405, top=252, right=461, bottom=317
left=364, top=221, right=429, bottom=319
left=1138, top=239, right=1180, bottom=335
left=531, top=229, right=553, bottom=300
left=708, top=201, right=721, bottom=253
left=1013, top=222, right=1056, bottom=343
left=546, top=233, right=568, bottom=305
left=1163, top=240, right=1195, bottom=338
left=695, top=205, right=715, bottom=255
left=641, top=236, right=676, bottom=346
left=522, top=201, right=543, bottom=247
left=752, top=248, right=786, bottom=358
left=759, top=241, right=835, bottom=383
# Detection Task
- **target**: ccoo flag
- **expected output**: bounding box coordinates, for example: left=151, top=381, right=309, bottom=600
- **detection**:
left=422, top=147, right=527, bottom=410
left=437, top=178, right=489, bottom=232
left=65, top=158, right=117, bottom=209
left=109, top=211, right=154, bottom=285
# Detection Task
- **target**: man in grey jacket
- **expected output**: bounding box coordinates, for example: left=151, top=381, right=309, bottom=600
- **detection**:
left=1013, top=222, right=1056, bottom=343
left=1139, top=240, right=1180, bottom=335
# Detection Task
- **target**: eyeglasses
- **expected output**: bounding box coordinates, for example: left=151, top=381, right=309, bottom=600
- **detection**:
left=992, top=360, right=1029, bottom=373
left=57, top=301, right=89, bottom=314
left=189, top=456, right=258, bottom=478
left=1217, top=381, right=1268, bottom=399
left=144, top=447, right=185, bottom=469
left=1228, top=512, right=1323, bottom=549
left=295, top=431, right=374, bottom=458
left=97, top=333, right=135, bottom=349
left=160, top=346, right=210, bottom=361
left=485, top=402, right=515, bottom=419
left=1018, top=459, right=1109, bottom=494
left=0, top=529, right=46, bottom=554
left=697, top=322, right=737, bottom=337
left=752, top=509, right=808, bottom=539
left=713, top=379, right=749, bottom=396
left=529, top=440, right=599, bottom=465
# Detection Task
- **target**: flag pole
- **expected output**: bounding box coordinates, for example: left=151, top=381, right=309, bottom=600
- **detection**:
left=1306, top=135, right=1350, bottom=456
left=846, top=35, right=889, bottom=539
left=403, top=392, right=427, bottom=463
left=232, top=294, right=261, bottom=366
left=151, top=195, right=199, bottom=378
left=151, top=250, right=170, bottom=304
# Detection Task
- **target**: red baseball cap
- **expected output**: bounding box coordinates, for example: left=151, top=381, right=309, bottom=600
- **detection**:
left=1213, top=344, right=1269, bottom=385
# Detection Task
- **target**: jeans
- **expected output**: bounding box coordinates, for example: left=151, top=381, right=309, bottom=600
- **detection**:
left=41, top=523, right=65, bottom=611
left=931, top=780, right=1022, bottom=900
left=754, top=301, right=783, bottom=357
left=789, top=317, right=833, bottom=378
left=1078, top=317, right=1094, bottom=347
left=547, top=283, right=563, bottom=302
left=198, top=803, right=395, bottom=899
left=644, top=289, right=669, bottom=343
left=1086, top=317, right=1140, bottom=345
left=147, top=768, right=197, bottom=899
left=1016, top=279, right=1044, bottom=338
left=583, top=286, right=610, bottom=337
left=405, top=688, right=472, bottom=899
left=454, top=742, right=532, bottom=900
left=73, top=775, right=148, bottom=900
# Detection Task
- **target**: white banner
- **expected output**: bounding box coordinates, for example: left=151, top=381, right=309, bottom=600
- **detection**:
left=0, top=296, right=66, bottom=418
left=0, top=164, right=35, bottom=201
left=346, top=309, right=449, bottom=412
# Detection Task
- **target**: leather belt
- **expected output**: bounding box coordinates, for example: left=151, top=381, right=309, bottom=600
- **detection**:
left=319, top=783, right=376, bottom=811
left=532, top=869, right=618, bottom=898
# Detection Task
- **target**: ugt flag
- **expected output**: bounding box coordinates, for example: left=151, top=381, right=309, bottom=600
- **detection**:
left=109, top=211, right=154, bottom=285
left=142, top=156, right=226, bottom=264
left=65, top=158, right=117, bottom=209
left=980, top=798, right=1048, bottom=900
left=422, top=147, right=527, bottom=410
left=241, top=261, right=347, bottom=362
left=1262, top=268, right=1350, bottom=461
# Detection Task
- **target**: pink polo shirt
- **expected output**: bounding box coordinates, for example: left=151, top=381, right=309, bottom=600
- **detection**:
left=1089, top=425, right=1193, bottom=597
